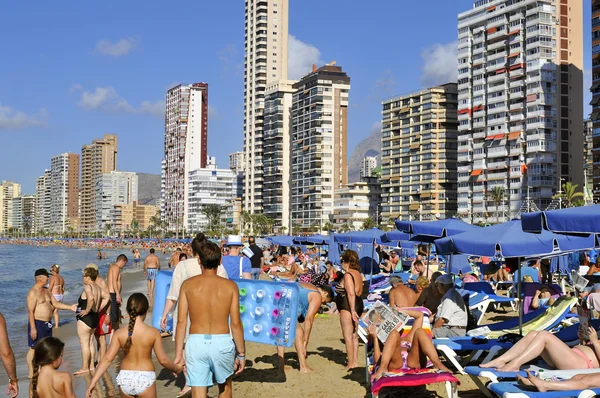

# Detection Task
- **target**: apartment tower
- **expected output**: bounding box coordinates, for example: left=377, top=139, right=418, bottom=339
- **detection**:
left=262, top=79, right=296, bottom=232
left=50, top=153, right=79, bottom=233
left=96, top=171, right=138, bottom=231
left=35, top=170, right=51, bottom=232
left=457, top=0, right=583, bottom=223
left=290, top=64, right=350, bottom=232
left=161, top=83, right=209, bottom=232
left=360, top=156, right=378, bottom=179
left=592, top=0, right=600, bottom=200
left=0, top=181, right=21, bottom=233
left=80, top=134, right=118, bottom=232
left=380, top=84, right=459, bottom=221
left=243, top=0, right=289, bottom=214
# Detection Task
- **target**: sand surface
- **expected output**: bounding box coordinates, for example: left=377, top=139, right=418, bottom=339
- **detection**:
left=2, top=266, right=500, bottom=397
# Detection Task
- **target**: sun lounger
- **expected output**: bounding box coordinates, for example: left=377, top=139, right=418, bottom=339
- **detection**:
left=489, top=381, right=600, bottom=398
left=370, top=369, right=459, bottom=398
left=464, top=281, right=517, bottom=311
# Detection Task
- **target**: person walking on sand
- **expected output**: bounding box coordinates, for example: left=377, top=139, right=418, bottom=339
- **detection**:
left=221, top=235, right=252, bottom=280
left=85, top=293, right=183, bottom=398
left=175, top=241, right=245, bottom=398
left=143, top=248, right=161, bottom=297
left=84, top=264, right=111, bottom=363
left=0, top=313, right=18, bottom=397
left=48, top=264, right=65, bottom=328
left=30, top=337, right=75, bottom=398
left=27, top=269, right=77, bottom=378
left=107, top=254, right=128, bottom=333
left=169, top=247, right=183, bottom=269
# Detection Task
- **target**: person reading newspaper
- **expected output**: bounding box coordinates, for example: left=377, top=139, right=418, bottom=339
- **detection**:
left=367, top=307, right=452, bottom=380
left=358, top=301, right=410, bottom=344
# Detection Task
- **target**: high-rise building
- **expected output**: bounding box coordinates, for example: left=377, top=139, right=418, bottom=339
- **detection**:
left=263, top=79, right=296, bottom=231
left=187, top=163, right=235, bottom=232
left=591, top=0, right=600, bottom=200
left=80, top=134, right=118, bottom=232
left=35, top=170, right=51, bottom=232
left=12, top=195, right=35, bottom=232
left=360, top=156, right=378, bottom=179
left=229, top=152, right=244, bottom=174
left=584, top=119, right=594, bottom=189
left=290, top=64, right=350, bottom=232
left=332, top=182, right=374, bottom=231
left=162, top=83, right=209, bottom=233
left=96, top=171, right=138, bottom=231
left=112, top=201, right=159, bottom=234
left=50, top=153, right=79, bottom=233
left=0, top=181, right=21, bottom=233
left=457, top=0, right=583, bottom=223
left=243, top=0, right=289, bottom=214
left=381, top=84, right=458, bottom=221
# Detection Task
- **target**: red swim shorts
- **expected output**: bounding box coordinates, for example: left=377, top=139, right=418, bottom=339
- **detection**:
left=95, top=310, right=112, bottom=337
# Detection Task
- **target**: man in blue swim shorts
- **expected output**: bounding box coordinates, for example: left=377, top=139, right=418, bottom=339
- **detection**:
left=143, top=248, right=161, bottom=297
left=174, top=241, right=245, bottom=396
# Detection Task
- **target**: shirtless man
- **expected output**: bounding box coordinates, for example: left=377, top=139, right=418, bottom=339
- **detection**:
left=107, top=254, right=128, bottom=332
left=133, top=249, right=141, bottom=267
left=26, top=268, right=76, bottom=377
left=174, top=242, right=245, bottom=397
left=388, top=276, right=417, bottom=309
left=85, top=264, right=111, bottom=362
left=143, top=248, right=161, bottom=296
left=168, top=247, right=183, bottom=269
left=48, top=264, right=65, bottom=328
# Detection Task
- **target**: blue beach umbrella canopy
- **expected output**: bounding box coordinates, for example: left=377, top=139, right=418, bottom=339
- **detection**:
left=381, top=230, right=411, bottom=243
left=395, top=217, right=481, bottom=243
left=435, top=219, right=596, bottom=258
left=522, top=204, right=600, bottom=234
left=293, top=234, right=330, bottom=245
left=342, top=228, right=386, bottom=244
left=265, top=235, right=295, bottom=247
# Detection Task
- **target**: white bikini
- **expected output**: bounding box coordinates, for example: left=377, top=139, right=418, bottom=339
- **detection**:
left=116, top=370, right=156, bottom=396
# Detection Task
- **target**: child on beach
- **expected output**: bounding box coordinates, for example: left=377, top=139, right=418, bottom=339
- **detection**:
left=30, top=337, right=75, bottom=398
left=85, top=293, right=183, bottom=398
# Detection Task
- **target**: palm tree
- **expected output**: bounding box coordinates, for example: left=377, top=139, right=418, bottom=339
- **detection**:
left=489, top=186, right=505, bottom=223
left=149, top=210, right=163, bottom=238
left=362, top=217, right=377, bottom=230
left=340, top=223, right=351, bottom=233
left=131, top=219, right=140, bottom=238
left=241, top=211, right=252, bottom=235
left=104, top=223, right=112, bottom=238
left=322, top=222, right=333, bottom=233
left=201, top=204, right=223, bottom=234
left=554, top=182, right=584, bottom=208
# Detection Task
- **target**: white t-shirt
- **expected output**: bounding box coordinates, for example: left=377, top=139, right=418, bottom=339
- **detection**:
left=435, top=288, right=468, bottom=328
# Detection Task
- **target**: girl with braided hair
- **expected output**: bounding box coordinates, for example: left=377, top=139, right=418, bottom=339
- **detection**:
left=86, top=293, right=183, bottom=397
left=29, top=337, right=75, bottom=398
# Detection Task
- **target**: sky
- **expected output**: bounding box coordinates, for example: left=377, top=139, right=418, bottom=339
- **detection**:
left=0, top=0, right=592, bottom=193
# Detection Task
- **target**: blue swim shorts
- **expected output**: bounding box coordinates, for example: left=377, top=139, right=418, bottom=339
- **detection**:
left=185, top=334, right=235, bottom=387
left=146, top=268, right=158, bottom=281
left=28, top=320, right=53, bottom=348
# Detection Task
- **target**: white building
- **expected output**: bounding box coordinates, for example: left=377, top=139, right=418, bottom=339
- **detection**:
left=96, top=171, right=138, bottom=231
left=35, top=170, right=51, bottom=233
left=12, top=195, right=35, bottom=232
left=360, top=156, right=378, bottom=179
left=333, top=182, right=374, bottom=231
left=243, top=0, right=289, bottom=214
left=187, top=163, right=235, bottom=232
left=162, top=83, right=209, bottom=233
left=0, top=181, right=21, bottom=233
left=229, top=152, right=244, bottom=174
left=49, top=153, right=79, bottom=233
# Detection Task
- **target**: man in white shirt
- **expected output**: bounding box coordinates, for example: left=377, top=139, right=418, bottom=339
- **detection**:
left=432, top=274, right=468, bottom=338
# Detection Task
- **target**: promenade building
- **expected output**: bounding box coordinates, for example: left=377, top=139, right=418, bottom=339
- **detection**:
left=290, top=64, right=350, bottom=232
left=50, top=153, right=79, bottom=233
left=380, top=84, right=458, bottom=221
left=11, top=195, right=35, bottom=232
left=162, top=83, right=209, bottom=233
left=35, top=170, right=51, bottom=233
left=80, top=134, right=118, bottom=232
left=243, top=0, right=289, bottom=214
left=360, top=156, right=378, bottom=179
left=0, top=181, right=21, bottom=233
left=262, top=79, right=296, bottom=231
left=592, top=0, right=600, bottom=199
left=96, top=171, right=138, bottom=231
left=112, top=201, right=158, bottom=234
left=332, top=182, right=375, bottom=231
left=457, top=0, right=583, bottom=222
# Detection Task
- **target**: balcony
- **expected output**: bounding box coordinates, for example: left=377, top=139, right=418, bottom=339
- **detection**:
left=487, top=148, right=508, bottom=158
left=457, top=153, right=472, bottom=162
left=488, top=160, right=507, bottom=170
left=473, top=120, right=486, bottom=129
left=473, top=131, right=486, bottom=140
left=487, top=73, right=505, bottom=84
left=458, top=165, right=472, bottom=173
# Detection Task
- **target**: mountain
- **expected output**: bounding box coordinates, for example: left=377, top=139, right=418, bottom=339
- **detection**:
left=347, top=124, right=382, bottom=182
left=137, top=173, right=161, bottom=205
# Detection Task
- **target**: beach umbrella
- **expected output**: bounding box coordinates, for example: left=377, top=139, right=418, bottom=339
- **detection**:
left=395, top=217, right=482, bottom=243
left=341, top=228, right=386, bottom=244
left=293, top=234, right=329, bottom=245
left=521, top=204, right=600, bottom=234
left=327, top=231, right=341, bottom=265
left=380, top=230, right=411, bottom=243
left=265, top=235, right=295, bottom=247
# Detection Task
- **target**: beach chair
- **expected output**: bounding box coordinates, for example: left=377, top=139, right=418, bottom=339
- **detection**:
left=488, top=381, right=600, bottom=398
left=522, top=282, right=563, bottom=314
left=456, top=288, right=492, bottom=325
left=464, top=281, right=517, bottom=311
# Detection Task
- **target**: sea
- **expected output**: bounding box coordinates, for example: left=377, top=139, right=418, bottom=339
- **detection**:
left=0, top=244, right=141, bottom=364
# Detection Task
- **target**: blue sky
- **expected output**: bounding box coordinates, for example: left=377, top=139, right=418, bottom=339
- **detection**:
left=0, top=0, right=592, bottom=193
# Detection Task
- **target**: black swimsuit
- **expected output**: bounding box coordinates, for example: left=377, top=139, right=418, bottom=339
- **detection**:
left=334, top=272, right=364, bottom=316
left=77, top=294, right=99, bottom=329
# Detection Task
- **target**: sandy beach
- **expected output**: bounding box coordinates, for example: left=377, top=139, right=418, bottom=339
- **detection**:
left=2, top=266, right=492, bottom=397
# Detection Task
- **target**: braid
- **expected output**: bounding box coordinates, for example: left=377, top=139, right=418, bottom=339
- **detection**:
left=31, top=359, right=40, bottom=398
left=123, top=308, right=137, bottom=356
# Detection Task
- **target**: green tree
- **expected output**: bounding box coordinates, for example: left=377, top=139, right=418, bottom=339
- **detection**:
left=322, top=222, right=333, bottom=233
left=241, top=211, right=252, bottom=235
left=362, top=217, right=377, bottom=230
left=554, top=182, right=584, bottom=208
left=340, top=223, right=351, bottom=233
left=489, top=186, right=505, bottom=223
left=202, top=204, right=223, bottom=234
left=104, top=223, right=112, bottom=238
left=279, top=226, right=287, bottom=235
left=150, top=210, right=163, bottom=238
left=131, top=219, right=140, bottom=238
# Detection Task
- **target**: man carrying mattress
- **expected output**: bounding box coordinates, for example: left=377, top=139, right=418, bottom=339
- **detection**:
left=432, top=274, right=468, bottom=338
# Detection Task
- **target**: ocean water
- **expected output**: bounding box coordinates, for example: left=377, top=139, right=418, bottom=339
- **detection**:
left=0, top=245, right=137, bottom=362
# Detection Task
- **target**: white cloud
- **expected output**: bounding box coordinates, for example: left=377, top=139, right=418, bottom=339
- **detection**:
left=288, top=35, right=322, bottom=80
left=0, top=105, right=48, bottom=129
left=95, top=37, right=138, bottom=57
left=73, top=85, right=163, bottom=117
left=420, top=42, right=458, bottom=87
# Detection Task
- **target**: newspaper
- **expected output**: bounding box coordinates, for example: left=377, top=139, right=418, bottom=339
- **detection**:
left=357, top=301, right=410, bottom=343
left=577, top=304, right=592, bottom=343
left=571, top=270, right=589, bottom=293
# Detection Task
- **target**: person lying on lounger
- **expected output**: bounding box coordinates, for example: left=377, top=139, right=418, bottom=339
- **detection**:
left=517, top=369, right=600, bottom=393
left=481, top=326, right=600, bottom=372
left=370, top=309, right=451, bottom=380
